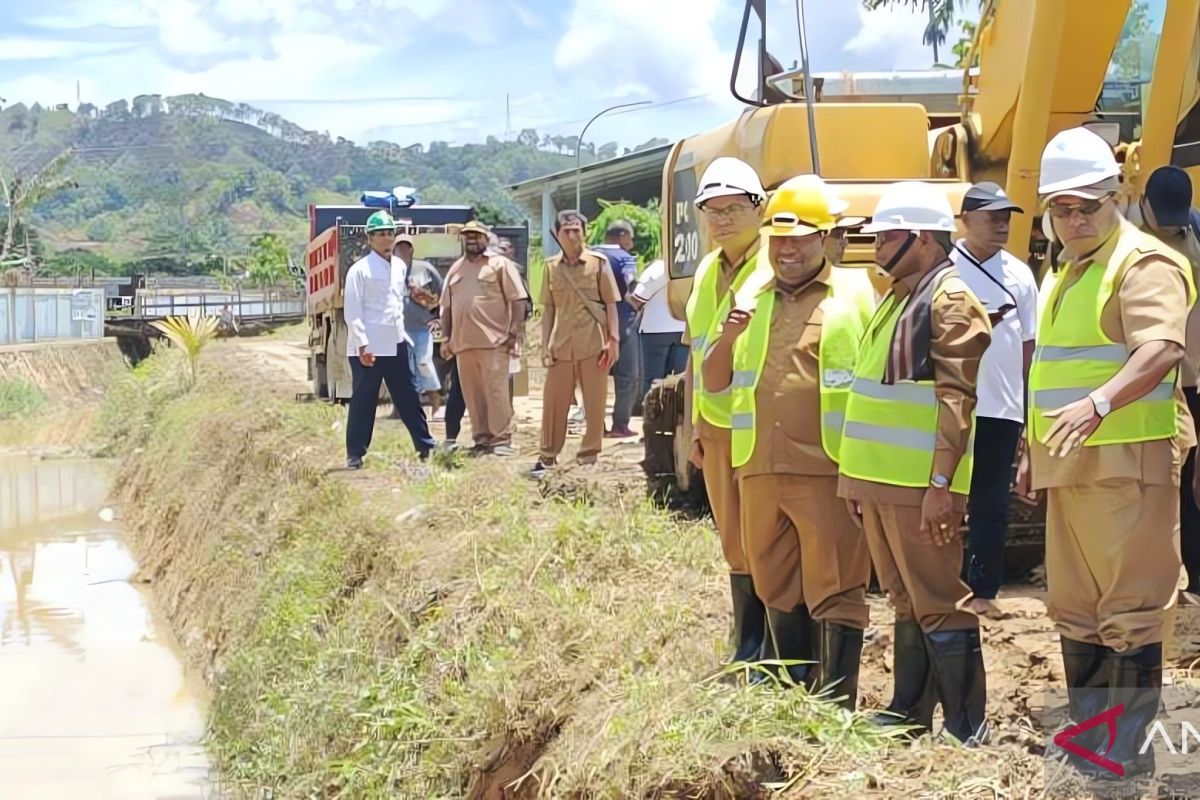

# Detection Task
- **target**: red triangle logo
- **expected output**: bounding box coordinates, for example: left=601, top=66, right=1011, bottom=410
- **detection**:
left=1053, top=704, right=1125, bottom=777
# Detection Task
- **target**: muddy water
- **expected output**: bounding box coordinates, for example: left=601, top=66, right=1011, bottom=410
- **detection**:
left=0, top=457, right=212, bottom=799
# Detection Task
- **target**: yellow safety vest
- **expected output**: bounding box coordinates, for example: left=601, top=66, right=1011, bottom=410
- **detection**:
left=685, top=248, right=762, bottom=428
left=1029, top=220, right=1196, bottom=445
left=729, top=267, right=877, bottom=467
left=838, top=271, right=974, bottom=493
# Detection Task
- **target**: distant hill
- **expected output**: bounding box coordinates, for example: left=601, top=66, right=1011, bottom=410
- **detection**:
left=0, top=94, right=610, bottom=270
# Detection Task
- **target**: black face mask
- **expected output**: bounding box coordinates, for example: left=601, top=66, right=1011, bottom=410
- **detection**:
left=878, top=231, right=918, bottom=274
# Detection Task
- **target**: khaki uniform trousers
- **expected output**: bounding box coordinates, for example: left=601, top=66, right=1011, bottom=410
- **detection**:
left=457, top=347, right=514, bottom=447
left=1046, top=481, right=1181, bottom=652
left=859, top=500, right=977, bottom=632
left=739, top=474, right=870, bottom=628
left=699, top=426, right=747, bottom=573
left=541, top=356, right=607, bottom=463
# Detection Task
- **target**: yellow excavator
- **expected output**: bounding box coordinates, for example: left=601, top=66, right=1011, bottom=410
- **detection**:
left=645, top=0, right=1200, bottom=567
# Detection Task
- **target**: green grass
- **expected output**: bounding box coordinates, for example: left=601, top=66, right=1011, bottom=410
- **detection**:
left=0, top=377, right=45, bottom=419
left=103, top=353, right=1023, bottom=799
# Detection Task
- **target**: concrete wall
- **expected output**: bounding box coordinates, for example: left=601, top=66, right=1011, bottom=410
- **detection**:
left=0, top=339, right=125, bottom=401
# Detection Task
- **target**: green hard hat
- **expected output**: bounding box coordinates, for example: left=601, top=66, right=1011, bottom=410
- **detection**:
left=365, top=211, right=397, bottom=234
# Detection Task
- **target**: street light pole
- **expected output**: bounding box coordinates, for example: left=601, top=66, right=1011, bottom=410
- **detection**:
left=575, top=101, right=652, bottom=211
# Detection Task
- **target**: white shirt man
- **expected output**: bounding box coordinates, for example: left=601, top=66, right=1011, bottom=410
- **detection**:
left=949, top=181, right=1039, bottom=610
left=343, top=250, right=411, bottom=357
left=629, top=258, right=688, bottom=401
left=950, top=241, right=1038, bottom=424
left=341, top=214, right=435, bottom=470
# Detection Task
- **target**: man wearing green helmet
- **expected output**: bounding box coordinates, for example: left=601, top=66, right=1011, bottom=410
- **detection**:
left=343, top=210, right=437, bottom=469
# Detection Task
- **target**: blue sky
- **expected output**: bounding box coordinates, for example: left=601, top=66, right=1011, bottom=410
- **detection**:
left=0, top=0, right=1009, bottom=148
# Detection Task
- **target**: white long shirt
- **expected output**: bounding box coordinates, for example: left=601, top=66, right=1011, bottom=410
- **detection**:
left=631, top=259, right=685, bottom=334
left=343, top=250, right=410, bottom=357
left=949, top=241, right=1038, bottom=423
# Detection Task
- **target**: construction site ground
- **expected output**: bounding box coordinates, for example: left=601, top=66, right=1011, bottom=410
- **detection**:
left=193, top=327, right=1200, bottom=797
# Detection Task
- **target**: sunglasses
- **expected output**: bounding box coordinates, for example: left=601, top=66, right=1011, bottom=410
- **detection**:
left=1047, top=196, right=1111, bottom=219
left=702, top=203, right=757, bottom=221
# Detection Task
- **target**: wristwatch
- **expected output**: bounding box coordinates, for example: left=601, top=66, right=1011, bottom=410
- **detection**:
left=930, top=473, right=950, bottom=490
left=1088, top=392, right=1111, bottom=418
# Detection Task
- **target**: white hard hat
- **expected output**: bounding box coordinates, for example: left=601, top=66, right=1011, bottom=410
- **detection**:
left=1038, top=127, right=1121, bottom=198
left=695, top=157, right=766, bottom=206
left=861, top=181, right=957, bottom=233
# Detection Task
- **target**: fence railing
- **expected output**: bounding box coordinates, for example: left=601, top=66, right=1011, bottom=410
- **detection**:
left=0, top=288, right=105, bottom=346
left=116, top=290, right=305, bottom=320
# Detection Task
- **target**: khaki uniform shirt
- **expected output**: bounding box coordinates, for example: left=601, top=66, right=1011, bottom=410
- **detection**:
left=1030, top=229, right=1195, bottom=490
left=541, top=250, right=620, bottom=362
left=735, top=266, right=838, bottom=478
left=441, top=255, right=528, bottom=353
left=839, top=268, right=992, bottom=508
left=687, top=242, right=762, bottom=442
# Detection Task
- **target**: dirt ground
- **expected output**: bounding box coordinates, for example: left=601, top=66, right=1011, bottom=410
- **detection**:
left=227, top=330, right=1200, bottom=794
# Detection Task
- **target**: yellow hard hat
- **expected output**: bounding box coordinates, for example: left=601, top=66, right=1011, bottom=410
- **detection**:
left=762, top=175, right=846, bottom=237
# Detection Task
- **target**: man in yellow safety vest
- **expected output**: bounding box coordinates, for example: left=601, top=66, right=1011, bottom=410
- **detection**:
left=685, top=157, right=768, bottom=670
left=838, top=181, right=992, bottom=744
left=702, top=175, right=876, bottom=707
left=1021, top=127, right=1196, bottom=777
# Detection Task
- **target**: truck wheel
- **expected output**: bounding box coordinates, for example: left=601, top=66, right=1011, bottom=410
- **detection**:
left=312, top=356, right=329, bottom=399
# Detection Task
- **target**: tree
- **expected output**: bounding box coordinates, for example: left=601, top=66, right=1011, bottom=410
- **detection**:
left=517, top=128, right=539, bottom=148
left=597, top=141, right=619, bottom=160
left=1, top=149, right=77, bottom=265
left=951, top=18, right=977, bottom=68
left=862, top=0, right=980, bottom=61
left=246, top=233, right=292, bottom=288
left=586, top=199, right=662, bottom=264
left=1113, top=1, right=1152, bottom=79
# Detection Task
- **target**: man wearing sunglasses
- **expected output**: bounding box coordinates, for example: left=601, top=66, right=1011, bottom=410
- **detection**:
left=838, top=181, right=992, bottom=745
left=702, top=175, right=876, bottom=707
left=949, top=183, right=1039, bottom=617
left=685, top=157, right=769, bottom=674
left=1024, top=127, right=1196, bottom=777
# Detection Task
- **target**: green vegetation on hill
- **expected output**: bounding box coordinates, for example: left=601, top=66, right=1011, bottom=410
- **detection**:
left=0, top=95, right=618, bottom=274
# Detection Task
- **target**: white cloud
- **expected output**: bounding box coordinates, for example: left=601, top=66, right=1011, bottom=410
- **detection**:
left=0, top=39, right=132, bottom=60
left=843, top=4, right=944, bottom=69
left=554, top=0, right=729, bottom=103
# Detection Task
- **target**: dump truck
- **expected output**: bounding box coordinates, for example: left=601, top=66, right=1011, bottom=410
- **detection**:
left=643, top=0, right=1200, bottom=577
left=304, top=202, right=529, bottom=400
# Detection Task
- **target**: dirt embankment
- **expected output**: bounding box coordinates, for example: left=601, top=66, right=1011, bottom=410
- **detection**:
left=0, top=339, right=125, bottom=400
left=0, top=339, right=126, bottom=450
left=102, top=336, right=1200, bottom=799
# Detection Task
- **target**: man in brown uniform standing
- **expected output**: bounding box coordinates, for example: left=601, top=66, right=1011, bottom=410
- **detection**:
left=532, top=211, right=620, bottom=476
left=838, top=182, right=992, bottom=744
left=440, top=220, right=529, bottom=457
left=1022, top=128, right=1195, bottom=777
left=703, top=176, right=876, bottom=706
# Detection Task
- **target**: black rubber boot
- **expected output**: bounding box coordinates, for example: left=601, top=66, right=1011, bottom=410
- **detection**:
left=821, top=622, right=865, bottom=710
left=868, top=621, right=935, bottom=737
left=765, top=605, right=818, bottom=688
left=729, top=574, right=767, bottom=665
left=1059, top=638, right=1111, bottom=770
left=926, top=628, right=989, bottom=745
left=1081, top=643, right=1163, bottom=780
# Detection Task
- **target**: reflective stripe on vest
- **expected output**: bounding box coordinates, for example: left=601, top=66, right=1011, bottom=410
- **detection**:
left=837, top=274, right=974, bottom=493
left=729, top=267, right=877, bottom=468
left=686, top=249, right=762, bottom=428
left=1029, top=221, right=1196, bottom=446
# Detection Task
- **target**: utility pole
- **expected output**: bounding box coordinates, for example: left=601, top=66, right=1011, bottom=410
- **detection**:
left=505, top=94, right=511, bottom=143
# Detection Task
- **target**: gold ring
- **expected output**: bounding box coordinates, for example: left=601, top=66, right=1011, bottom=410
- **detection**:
left=939, top=524, right=949, bottom=530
